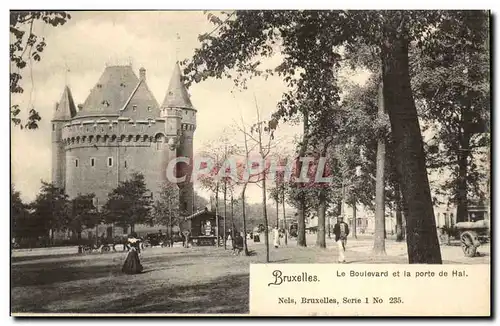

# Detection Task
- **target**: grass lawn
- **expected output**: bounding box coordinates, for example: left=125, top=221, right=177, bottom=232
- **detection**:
left=11, top=235, right=489, bottom=314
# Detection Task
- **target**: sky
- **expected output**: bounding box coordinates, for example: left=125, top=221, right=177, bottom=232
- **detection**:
left=10, top=11, right=370, bottom=204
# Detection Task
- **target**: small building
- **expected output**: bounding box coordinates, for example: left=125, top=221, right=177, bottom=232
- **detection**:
left=183, top=208, right=224, bottom=246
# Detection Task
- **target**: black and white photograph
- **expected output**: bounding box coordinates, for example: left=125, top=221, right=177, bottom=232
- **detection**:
left=9, top=9, right=491, bottom=316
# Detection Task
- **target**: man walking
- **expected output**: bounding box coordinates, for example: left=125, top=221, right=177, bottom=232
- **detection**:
left=333, top=216, right=349, bottom=263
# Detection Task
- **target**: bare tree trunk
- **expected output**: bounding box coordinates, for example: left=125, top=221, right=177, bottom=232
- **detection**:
left=352, top=200, right=357, bottom=239
left=373, top=82, right=386, bottom=255
left=223, top=181, right=227, bottom=250
left=395, top=186, right=404, bottom=242
left=456, top=130, right=470, bottom=223
left=241, top=186, right=250, bottom=256
left=282, top=186, right=288, bottom=245
left=381, top=27, right=442, bottom=263
left=262, top=177, right=270, bottom=263
left=297, top=195, right=306, bottom=247
left=276, top=198, right=279, bottom=228
left=316, top=190, right=326, bottom=248
left=296, top=109, right=309, bottom=247
left=215, top=183, right=219, bottom=247
left=327, top=214, right=331, bottom=239
left=231, top=193, right=234, bottom=240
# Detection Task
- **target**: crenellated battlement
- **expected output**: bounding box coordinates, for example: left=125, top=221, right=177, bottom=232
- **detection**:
left=62, top=131, right=180, bottom=150
left=62, top=117, right=166, bottom=139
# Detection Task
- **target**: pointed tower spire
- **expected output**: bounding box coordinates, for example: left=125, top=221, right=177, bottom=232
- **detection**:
left=161, top=63, right=194, bottom=109
left=53, top=86, right=77, bottom=120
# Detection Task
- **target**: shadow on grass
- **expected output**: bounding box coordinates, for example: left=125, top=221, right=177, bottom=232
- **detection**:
left=31, top=273, right=250, bottom=314
left=11, top=261, right=122, bottom=287
left=245, top=250, right=257, bottom=256
left=12, top=253, right=78, bottom=263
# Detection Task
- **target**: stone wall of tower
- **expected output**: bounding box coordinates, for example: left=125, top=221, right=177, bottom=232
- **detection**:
left=51, top=120, right=66, bottom=189
left=62, top=117, right=167, bottom=206
left=160, top=107, right=182, bottom=185
left=177, top=108, right=196, bottom=216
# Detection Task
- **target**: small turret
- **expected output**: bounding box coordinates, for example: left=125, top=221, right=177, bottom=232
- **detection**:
left=52, top=86, right=77, bottom=121
left=161, top=63, right=196, bottom=216
left=161, top=63, right=194, bottom=110
left=52, top=85, right=76, bottom=189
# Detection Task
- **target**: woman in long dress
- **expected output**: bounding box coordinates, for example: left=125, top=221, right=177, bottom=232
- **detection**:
left=273, top=226, right=280, bottom=248
left=121, top=233, right=143, bottom=274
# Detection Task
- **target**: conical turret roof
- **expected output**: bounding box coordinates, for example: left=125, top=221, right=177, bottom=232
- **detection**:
left=53, top=86, right=77, bottom=120
left=161, top=63, right=194, bottom=110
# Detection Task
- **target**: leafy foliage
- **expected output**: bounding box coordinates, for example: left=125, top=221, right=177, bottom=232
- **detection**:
left=29, top=181, right=71, bottom=236
left=10, top=11, right=71, bottom=129
left=103, top=173, right=153, bottom=230
left=152, top=182, right=181, bottom=227
left=411, top=11, right=490, bottom=211
left=70, top=193, right=101, bottom=236
left=11, top=185, right=39, bottom=240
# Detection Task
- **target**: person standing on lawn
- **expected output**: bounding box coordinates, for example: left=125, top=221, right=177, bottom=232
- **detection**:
left=121, top=232, right=143, bottom=274
left=273, top=226, right=281, bottom=248
left=333, top=216, right=349, bottom=263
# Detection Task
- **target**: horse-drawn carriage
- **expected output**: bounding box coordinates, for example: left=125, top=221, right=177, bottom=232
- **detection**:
left=79, top=235, right=138, bottom=254
left=142, top=232, right=184, bottom=247
left=455, top=220, right=490, bottom=257
left=79, top=237, right=112, bottom=254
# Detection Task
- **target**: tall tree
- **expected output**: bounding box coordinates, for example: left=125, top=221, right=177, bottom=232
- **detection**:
left=411, top=11, right=490, bottom=224
left=373, top=82, right=387, bottom=255
left=152, top=182, right=181, bottom=245
left=234, top=118, right=259, bottom=256
left=104, top=172, right=152, bottom=233
left=70, top=193, right=101, bottom=240
left=10, top=11, right=71, bottom=129
left=30, top=181, right=70, bottom=243
left=11, top=185, right=36, bottom=242
left=198, top=133, right=239, bottom=247
left=237, top=104, right=278, bottom=262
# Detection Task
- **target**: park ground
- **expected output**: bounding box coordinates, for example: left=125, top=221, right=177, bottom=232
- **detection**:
left=11, top=234, right=490, bottom=314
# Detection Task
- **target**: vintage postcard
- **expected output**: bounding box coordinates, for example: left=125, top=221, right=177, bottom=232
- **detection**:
left=10, top=10, right=491, bottom=316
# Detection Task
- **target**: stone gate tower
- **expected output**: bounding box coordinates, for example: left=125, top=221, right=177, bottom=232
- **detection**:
left=161, top=64, right=196, bottom=216
left=51, top=63, right=197, bottom=228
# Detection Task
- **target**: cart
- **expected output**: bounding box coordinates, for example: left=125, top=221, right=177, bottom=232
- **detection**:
left=455, top=220, right=489, bottom=257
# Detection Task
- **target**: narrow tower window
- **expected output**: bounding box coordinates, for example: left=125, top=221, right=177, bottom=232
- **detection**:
left=107, top=157, right=113, bottom=167
left=124, top=160, right=127, bottom=168
left=52, top=124, right=55, bottom=131
left=90, top=158, right=95, bottom=167
left=75, top=159, right=79, bottom=167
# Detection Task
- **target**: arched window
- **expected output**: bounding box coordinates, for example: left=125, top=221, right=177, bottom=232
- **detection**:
left=155, top=134, right=164, bottom=151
